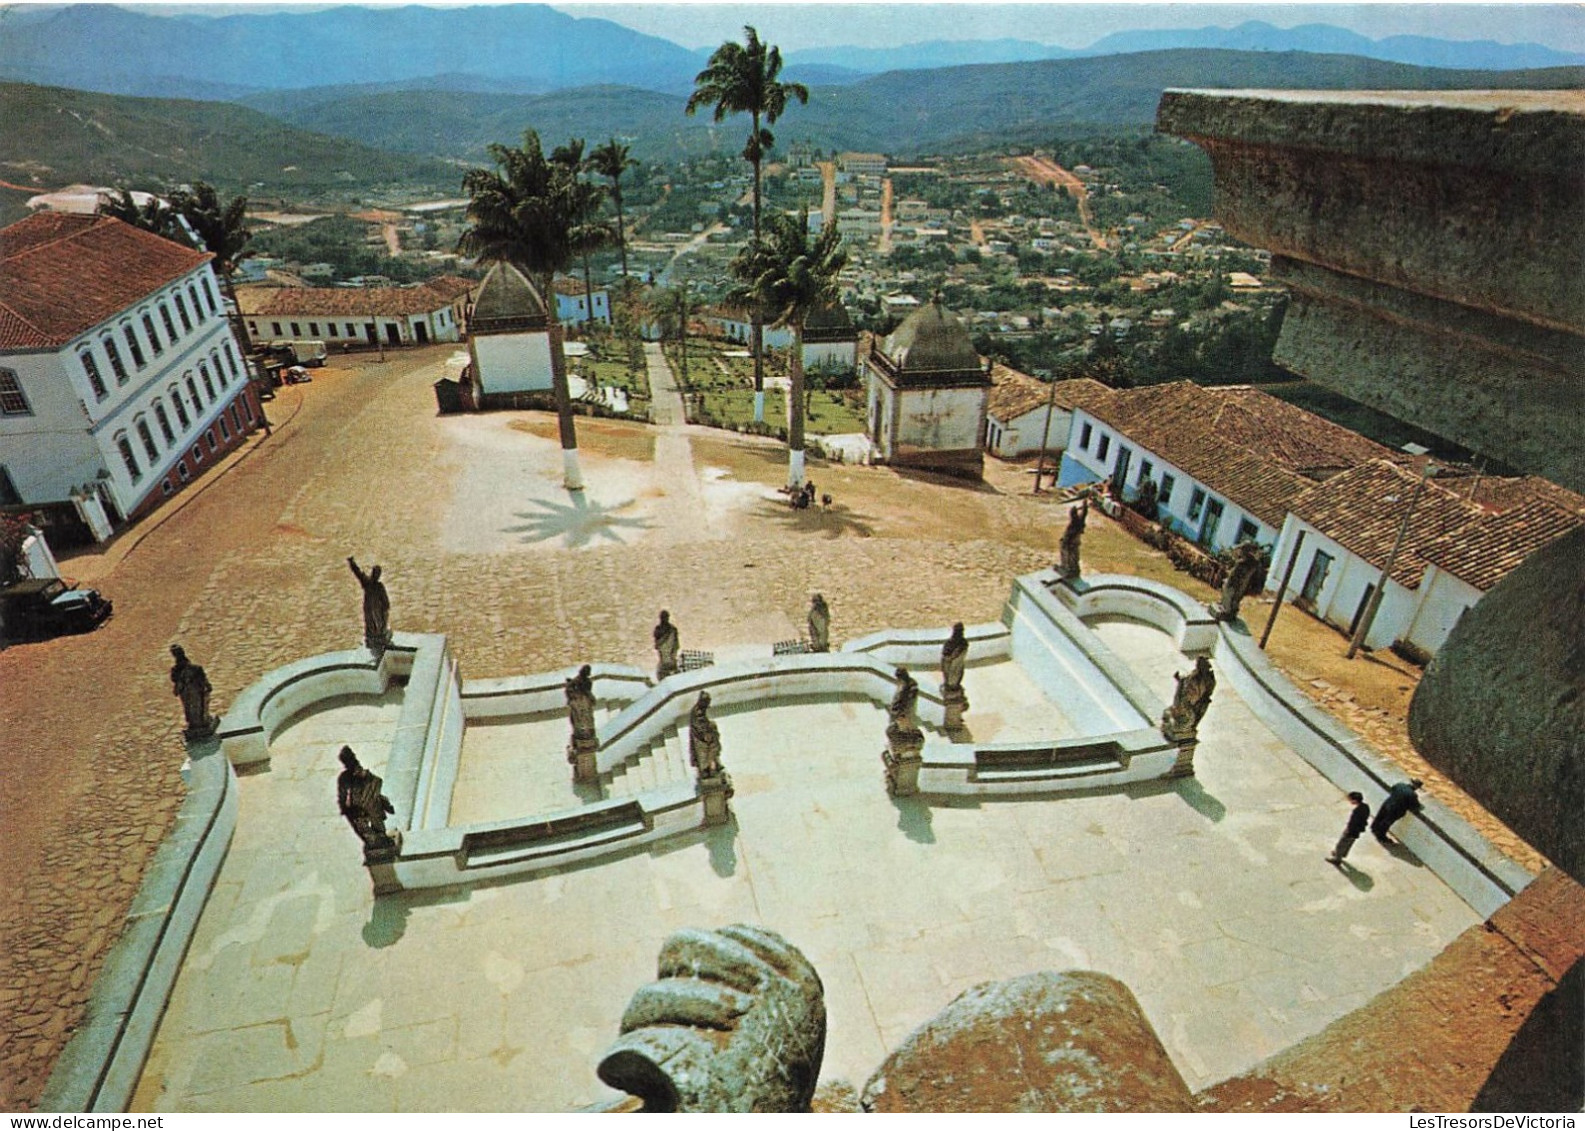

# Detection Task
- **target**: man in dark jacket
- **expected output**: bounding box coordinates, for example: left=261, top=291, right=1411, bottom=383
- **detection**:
left=1372, top=779, right=1424, bottom=843
left=1327, top=791, right=1370, bottom=864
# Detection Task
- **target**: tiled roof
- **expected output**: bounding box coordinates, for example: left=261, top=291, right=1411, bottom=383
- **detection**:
left=237, top=279, right=476, bottom=319
left=986, top=366, right=1110, bottom=423
left=0, top=212, right=212, bottom=351
left=1074, top=381, right=1399, bottom=526
left=551, top=276, right=607, bottom=298
left=1454, top=473, right=1585, bottom=517
left=1287, top=460, right=1486, bottom=587
left=1418, top=500, right=1583, bottom=592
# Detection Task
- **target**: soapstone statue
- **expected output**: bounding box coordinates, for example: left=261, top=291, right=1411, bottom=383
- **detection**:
left=347, top=556, right=391, bottom=651
left=888, top=667, right=921, bottom=737
left=169, top=643, right=218, bottom=740
left=941, top=622, right=969, bottom=696
left=336, top=745, right=399, bottom=854
left=1162, top=656, right=1216, bottom=741
left=689, top=691, right=723, bottom=778
left=565, top=664, right=597, bottom=758
left=654, top=610, right=680, bottom=680
left=1213, top=541, right=1265, bottom=622
left=597, top=924, right=827, bottom=1112
left=1058, top=499, right=1089, bottom=581
left=807, top=593, right=831, bottom=653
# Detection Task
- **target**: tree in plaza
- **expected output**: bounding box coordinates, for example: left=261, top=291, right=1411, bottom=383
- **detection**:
left=730, top=209, right=846, bottom=489
left=168, top=182, right=256, bottom=354
left=587, top=138, right=637, bottom=279
left=686, top=26, right=809, bottom=425
left=459, top=129, right=587, bottom=490
left=551, top=138, right=612, bottom=332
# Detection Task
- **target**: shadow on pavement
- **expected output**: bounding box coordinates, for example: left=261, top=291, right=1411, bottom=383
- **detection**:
left=505, top=492, right=653, bottom=548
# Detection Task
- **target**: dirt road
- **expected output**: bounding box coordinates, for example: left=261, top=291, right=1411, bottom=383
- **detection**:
left=1010, top=154, right=1108, bottom=250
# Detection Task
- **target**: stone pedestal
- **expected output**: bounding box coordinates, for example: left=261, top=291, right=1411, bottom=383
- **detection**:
left=569, top=734, right=599, bottom=785
left=183, top=714, right=220, bottom=743
left=942, top=687, right=969, bottom=734
left=884, top=725, right=925, bottom=797
left=1165, top=739, right=1198, bottom=779
left=364, top=831, right=403, bottom=895
left=700, top=771, right=734, bottom=826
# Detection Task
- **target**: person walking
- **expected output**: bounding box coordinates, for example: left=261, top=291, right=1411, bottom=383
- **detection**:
left=1372, top=779, right=1424, bottom=843
left=1327, top=791, right=1370, bottom=864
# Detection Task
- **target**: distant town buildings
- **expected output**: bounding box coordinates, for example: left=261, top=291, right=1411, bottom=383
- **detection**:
left=551, top=278, right=611, bottom=328
left=0, top=213, right=261, bottom=542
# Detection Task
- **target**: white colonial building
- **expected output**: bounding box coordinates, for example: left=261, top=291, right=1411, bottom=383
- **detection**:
left=864, top=298, right=991, bottom=480
left=238, top=276, right=476, bottom=348
left=552, top=278, right=611, bottom=328
left=0, top=213, right=262, bottom=542
left=984, top=366, right=1110, bottom=459
left=1056, top=381, right=1395, bottom=554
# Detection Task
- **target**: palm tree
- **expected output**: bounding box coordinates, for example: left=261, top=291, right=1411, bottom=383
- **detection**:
left=587, top=138, right=636, bottom=279
left=552, top=138, right=612, bottom=332
left=686, top=26, right=809, bottom=425
left=731, top=209, right=847, bottom=490
left=459, top=129, right=587, bottom=490
left=168, top=182, right=255, bottom=354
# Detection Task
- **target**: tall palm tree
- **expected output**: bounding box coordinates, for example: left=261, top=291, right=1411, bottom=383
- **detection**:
left=686, top=26, right=809, bottom=425
left=552, top=138, right=612, bottom=332
left=168, top=182, right=255, bottom=354
left=731, top=209, right=847, bottom=490
left=587, top=138, right=636, bottom=279
left=459, top=129, right=586, bottom=490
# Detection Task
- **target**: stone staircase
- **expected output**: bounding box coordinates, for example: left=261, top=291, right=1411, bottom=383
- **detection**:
left=602, top=722, right=695, bottom=800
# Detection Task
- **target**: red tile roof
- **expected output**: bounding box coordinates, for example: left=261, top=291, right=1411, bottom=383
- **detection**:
left=238, top=278, right=477, bottom=319
left=1287, top=460, right=1487, bottom=587
left=0, top=213, right=212, bottom=351
left=987, top=365, right=1110, bottom=423
left=1073, top=381, right=1398, bottom=526
left=1417, top=499, right=1584, bottom=591
left=1450, top=473, right=1585, bottom=517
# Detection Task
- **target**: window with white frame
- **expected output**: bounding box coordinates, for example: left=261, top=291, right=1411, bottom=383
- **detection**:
left=1079, top=422, right=1092, bottom=450
left=160, top=303, right=179, bottom=342
left=142, top=311, right=164, bottom=356
left=1160, top=473, right=1176, bottom=507
left=174, top=293, right=194, bottom=334
left=169, top=386, right=191, bottom=430
left=218, top=414, right=230, bottom=441
left=210, top=350, right=226, bottom=388
left=186, top=373, right=203, bottom=409
left=223, top=342, right=240, bottom=380
left=1096, top=433, right=1110, bottom=461
left=122, top=323, right=146, bottom=369
left=1187, top=486, right=1207, bottom=522
left=78, top=350, right=108, bottom=402
left=103, top=335, right=129, bottom=385
left=201, top=276, right=218, bottom=315
left=136, top=417, right=159, bottom=463
left=187, top=285, right=203, bottom=323
left=154, top=400, right=176, bottom=444
left=0, top=368, right=31, bottom=415
left=116, top=432, right=141, bottom=481
left=199, top=361, right=216, bottom=400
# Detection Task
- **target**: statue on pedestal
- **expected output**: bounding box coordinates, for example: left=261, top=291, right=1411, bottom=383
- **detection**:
left=654, top=610, right=680, bottom=680
left=565, top=664, right=597, bottom=760
left=347, top=556, right=391, bottom=651
left=888, top=667, right=921, bottom=740
left=169, top=643, right=218, bottom=740
left=689, top=691, right=723, bottom=778
left=1058, top=499, right=1088, bottom=581
left=940, top=622, right=968, bottom=698
left=807, top=593, right=831, bottom=653
left=336, top=745, right=400, bottom=855
left=1212, top=541, right=1265, bottom=622
left=1162, top=656, right=1216, bottom=741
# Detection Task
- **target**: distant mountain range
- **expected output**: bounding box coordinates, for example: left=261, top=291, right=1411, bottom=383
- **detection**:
left=248, top=50, right=1585, bottom=164
left=0, top=4, right=1579, bottom=101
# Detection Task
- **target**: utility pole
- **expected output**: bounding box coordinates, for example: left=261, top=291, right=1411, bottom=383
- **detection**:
left=1346, top=462, right=1435, bottom=659
left=1259, top=529, right=1306, bottom=650
left=1031, top=368, right=1056, bottom=493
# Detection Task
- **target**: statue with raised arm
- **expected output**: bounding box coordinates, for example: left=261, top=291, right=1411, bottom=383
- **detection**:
left=807, top=593, right=831, bottom=653
left=1058, top=498, right=1088, bottom=581
left=654, top=609, right=680, bottom=680
left=169, top=643, right=218, bottom=740
left=689, top=691, right=723, bottom=778
left=336, top=745, right=400, bottom=856
left=1212, top=541, right=1265, bottom=622
left=1162, top=656, right=1216, bottom=741
left=347, top=556, right=391, bottom=651
left=565, top=664, right=597, bottom=762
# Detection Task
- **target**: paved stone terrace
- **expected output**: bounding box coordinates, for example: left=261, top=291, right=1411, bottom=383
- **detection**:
left=129, top=610, right=1477, bottom=1110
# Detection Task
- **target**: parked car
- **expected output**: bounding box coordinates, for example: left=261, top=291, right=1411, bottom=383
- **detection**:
left=267, top=339, right=327, bottom=367
left=0, top=578, right=113, bottom=642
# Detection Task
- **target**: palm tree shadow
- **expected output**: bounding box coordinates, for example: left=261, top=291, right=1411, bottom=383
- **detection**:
left=756, top=498, right=876, bottom=539
left=505, top=493, right=653, bottom=548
